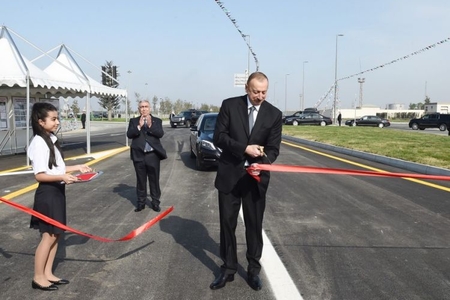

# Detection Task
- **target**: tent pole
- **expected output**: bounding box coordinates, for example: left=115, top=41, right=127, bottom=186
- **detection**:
left=26, top=73, right=30, bottom=166
left=86, top=92, right=91, bottom=154
left=125, top=94, right=129, bottom=147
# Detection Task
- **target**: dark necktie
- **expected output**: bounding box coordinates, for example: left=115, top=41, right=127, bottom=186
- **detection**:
left=143, top=118, right=153, bottom=152
left=144, top=117, right=148, bottom=129
left=249, top=106, right=256, bottom=133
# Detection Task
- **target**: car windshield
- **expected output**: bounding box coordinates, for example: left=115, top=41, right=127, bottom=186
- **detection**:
left=176, top=111, right=192, bottom=117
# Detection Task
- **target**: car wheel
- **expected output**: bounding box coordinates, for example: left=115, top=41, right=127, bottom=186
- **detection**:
left=411, top=123, right=419, bottom=130
left=293, top=120, right=299, bottom=126
left=320, top=121, right=326, bottom=126
left=185, top=120, right=191, bottom=128
left=378, top=123, right=384, bottom=128
left=439, top=124, right=447, bottom=131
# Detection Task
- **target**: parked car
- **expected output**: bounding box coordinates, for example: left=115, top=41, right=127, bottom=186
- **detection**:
left=189, top=113, right=221, bottom=170
left=170, top=109, right=198, bottom=128
left=408, top=113, right=450, bottom=131
left=285, top=112, right=332, bottom=126
left=283, top=111, right=304, bottom=124
left=345, top=115, right=390, bottom=128
left=92, top=111, right=108, bottom=118
left=282, top=108, right=319, bottom=124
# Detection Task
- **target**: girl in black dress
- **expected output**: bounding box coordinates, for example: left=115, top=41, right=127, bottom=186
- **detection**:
left=28, top=103, right=91, bottom=291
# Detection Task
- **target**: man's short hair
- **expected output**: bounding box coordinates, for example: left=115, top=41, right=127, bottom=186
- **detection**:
left=247, top=72, right=268, bottom=85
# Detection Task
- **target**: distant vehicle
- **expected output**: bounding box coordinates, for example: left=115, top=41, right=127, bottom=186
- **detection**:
left=282, top=108, right=318, bottom=124
left=170, top=109, right=198, bottom=128
left=285, top=112, right=332, bottom=126
left=345, top=115, right=390, bottom=128
left=191, top=110, right=209, bottom=125
left=189, top=113, right=221, bottom=170
left=283, top=111, right=304, bottom=124
left=408, top=113, right=450, bottom=131
left=92, top=111, right=108, bottom=118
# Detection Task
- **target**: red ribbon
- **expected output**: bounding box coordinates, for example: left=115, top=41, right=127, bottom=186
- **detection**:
left=246, top=163, right=450, bottom=182
left=0, top=197, right=173, bottom=242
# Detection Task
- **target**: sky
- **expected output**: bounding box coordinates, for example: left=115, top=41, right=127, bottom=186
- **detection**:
left=1, top=0, right=449, bottom=112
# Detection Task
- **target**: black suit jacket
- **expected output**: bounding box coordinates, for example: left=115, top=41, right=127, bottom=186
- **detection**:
left=213, top=95, right=282, bottom=195
left=127, top=115, right=167, bottom=161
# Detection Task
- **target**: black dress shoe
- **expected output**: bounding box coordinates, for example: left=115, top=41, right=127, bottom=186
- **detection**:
left=210, top=273, right=234, bottom=290
left=151, top=203, right=161, bottom=212
left=134, top=206, right=145, bottom=212
left=49, top=279, right=70, bottom=285
left=247, top=274, right=262, bottom=291
left=32, top=280, right=58, bottom=291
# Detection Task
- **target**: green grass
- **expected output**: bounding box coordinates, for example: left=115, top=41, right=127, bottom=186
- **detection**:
left=282, top=125, right=450, bottom=169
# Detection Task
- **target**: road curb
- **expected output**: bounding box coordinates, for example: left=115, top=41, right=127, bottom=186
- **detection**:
left=282, top=135, right=450, bottom=176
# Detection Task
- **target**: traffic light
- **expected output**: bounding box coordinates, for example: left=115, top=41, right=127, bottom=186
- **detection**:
left=101, top=66, right=107, bottom=85
left=112, top=66, right=117, bottom=79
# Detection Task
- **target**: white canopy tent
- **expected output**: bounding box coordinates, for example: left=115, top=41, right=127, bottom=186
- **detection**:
left=0, top=26, right=127, bottom=161
left=44, top=44, right=127, bottom=154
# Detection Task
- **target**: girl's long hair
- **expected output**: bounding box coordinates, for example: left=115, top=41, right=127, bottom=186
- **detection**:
left=30, top=103, right=64, bottom=169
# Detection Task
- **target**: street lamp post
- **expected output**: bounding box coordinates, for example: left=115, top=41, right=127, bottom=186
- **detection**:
left=125, top=70, right=132, bottom=147
left=284, top=73, right=290, bottom=113
left=358, top=77, right=365, bottom=108
left=301, top=61, right=308, bottom=110
left=333, top=34, right=344, bottom=125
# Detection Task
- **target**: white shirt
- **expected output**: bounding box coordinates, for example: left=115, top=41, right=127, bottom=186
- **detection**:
left=28, top=134, right=66, bottom=175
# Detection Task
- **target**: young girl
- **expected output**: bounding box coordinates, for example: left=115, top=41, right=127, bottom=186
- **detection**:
left=28, top=103, right=91, bottom=291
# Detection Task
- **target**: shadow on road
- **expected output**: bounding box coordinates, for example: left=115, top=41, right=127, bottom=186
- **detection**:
left=160, top=215, right=220, bottom=273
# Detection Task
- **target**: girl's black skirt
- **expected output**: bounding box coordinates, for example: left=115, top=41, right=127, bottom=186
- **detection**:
left=30, top=182, right=66, bottom=235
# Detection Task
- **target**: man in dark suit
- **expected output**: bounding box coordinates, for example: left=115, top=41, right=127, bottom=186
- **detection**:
left=210, top=72, right=282, bottom=291
left=127, top=100, right=167, bottom=212
left=81, top=110, right=86, bottom=129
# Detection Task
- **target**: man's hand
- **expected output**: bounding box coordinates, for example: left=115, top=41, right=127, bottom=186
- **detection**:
left=139, top=116, right=145, bottom=128
left=245, top=145, right=264, bottom=158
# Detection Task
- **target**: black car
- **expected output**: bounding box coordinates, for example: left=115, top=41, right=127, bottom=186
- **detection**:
left=283, top=111, right=304, bottom=124
left=285, top=112, right=332, bottom=126
left=408, top=113, right=450, bottom=131
left=345, top=115, right=390, bottom=128
left=170, top=109, right=198, bottom=128
left=189, top=113, right=221, bottom=170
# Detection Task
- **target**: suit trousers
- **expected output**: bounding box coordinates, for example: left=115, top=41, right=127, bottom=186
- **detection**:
left=218, top=171, right=266, bottom=276
left=133, top=152, right=161, bottom=206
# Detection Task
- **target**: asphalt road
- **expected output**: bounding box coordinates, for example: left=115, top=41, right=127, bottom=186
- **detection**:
left=1, top=122, right=450, bottom=300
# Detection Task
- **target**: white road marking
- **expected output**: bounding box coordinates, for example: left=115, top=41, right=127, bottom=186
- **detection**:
left=239, top=208, right=303, bottom=299
left=0, top=170, right=34, bottom=176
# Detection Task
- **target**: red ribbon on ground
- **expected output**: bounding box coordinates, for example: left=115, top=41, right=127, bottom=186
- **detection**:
left=246, top=163, right=450, bottom=182
left=0, top=197, right=173, bottom=242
